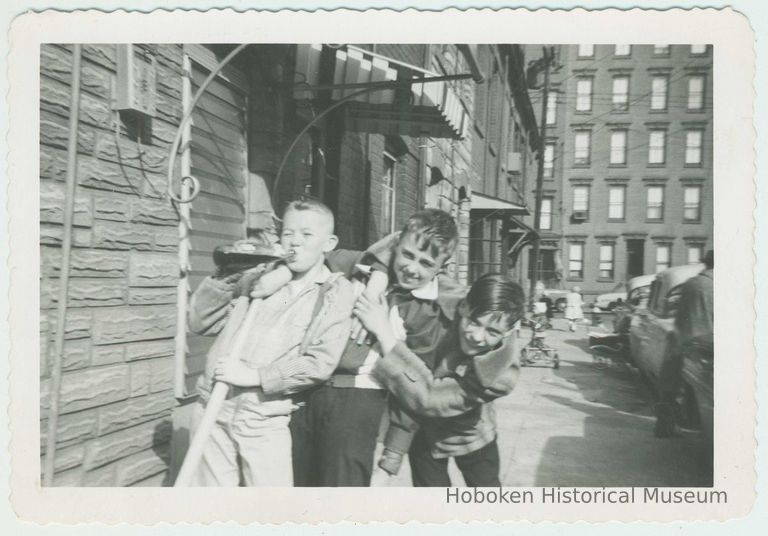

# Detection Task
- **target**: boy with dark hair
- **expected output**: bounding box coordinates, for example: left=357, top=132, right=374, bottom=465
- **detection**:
left=186, top=198, right=356, bottom=486
left=355, top=273, right=525, bottom=486
left=291, top=208, right=464, bottom=486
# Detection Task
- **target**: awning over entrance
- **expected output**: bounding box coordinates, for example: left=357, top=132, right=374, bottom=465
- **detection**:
left=294, top=44, right=470, bottom=140
left=470, top=191, right=530, bottom=217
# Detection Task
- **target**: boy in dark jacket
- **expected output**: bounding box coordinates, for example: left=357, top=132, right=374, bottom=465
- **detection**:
left=291, top=208, right=463, bottom=486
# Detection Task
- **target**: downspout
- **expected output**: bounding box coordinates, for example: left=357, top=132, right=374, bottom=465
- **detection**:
left=43, top=44, right=83, bottom=486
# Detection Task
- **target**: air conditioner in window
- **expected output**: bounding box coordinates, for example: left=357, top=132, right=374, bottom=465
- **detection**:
left=506, top=152, right=522, bottom=174
left=572, top=211, right=588, bottom=221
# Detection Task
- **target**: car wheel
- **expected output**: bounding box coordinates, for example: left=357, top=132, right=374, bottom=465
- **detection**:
left=555, top=298, right=567, bottom=312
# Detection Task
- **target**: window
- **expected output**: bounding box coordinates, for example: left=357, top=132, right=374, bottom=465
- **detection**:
left=608, top=186, right=625, bottom=220
left=687, top=245, right=703, bottom=265
left=651, top=76, right=668, bottom=110
left=576, top=78, right=593, bottom=112
left=610, top=130, right=628, bottom=165
left=688, top=76, right=705, bottom=110
left=540, top=197, right=553, bottom=230
left=684, top=185, right=702, bottom=221
left=599, top=244, right=615, bottom=279
left=646, top=186, right=664, bottom=221
left=546, top=93, right=557, bottom=125
left=612, top=76, right=629, bottom=112
left=574, top=131, right=591, bottom=165
left=544, top=143, right=555, bottom=178
left=614, top=44, right=631, bottom=57
left=653, top=44, right=670, bottom=55
left=655, top=244, right=671, bottom=273
left=380, top=152, right=397, bottom=234
left=568, top=243, right=584, bottom=279
left=690, top=44, right=708, bottom=55
left=573, top=185, right=589, bottom=213
left=577, top=44, right=595, bottom=58
left=685, top=130, right=703, bottom=165
left=648, top=130, right=666, bottom=164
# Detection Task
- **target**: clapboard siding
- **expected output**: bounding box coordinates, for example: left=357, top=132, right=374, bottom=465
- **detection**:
left=183, top=46, right=249, bottom=396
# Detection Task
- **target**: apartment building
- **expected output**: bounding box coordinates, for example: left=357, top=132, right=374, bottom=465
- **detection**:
left=523, top=44, right=713, bottom=298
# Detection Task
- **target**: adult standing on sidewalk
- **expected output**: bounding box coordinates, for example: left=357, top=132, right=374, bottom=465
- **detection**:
left=564, top=286, right=584, bottom=332
left=655, top=250, right=714, bottom=438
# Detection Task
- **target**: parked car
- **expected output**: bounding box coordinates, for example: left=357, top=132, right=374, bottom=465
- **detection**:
left=594, top=282, right=628, bottom=311
left=628, top=264, right=705, bottom=422
left=612, top=274, right=656, bottom=334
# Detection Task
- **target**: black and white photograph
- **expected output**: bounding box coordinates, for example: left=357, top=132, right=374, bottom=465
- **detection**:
left=4, top=7, right=757, bottom=525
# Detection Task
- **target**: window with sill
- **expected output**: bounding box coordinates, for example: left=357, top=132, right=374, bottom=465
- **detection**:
left=651, top=76, right=668, bottom=111
left=572, top=186, right=589, bottom=218
left=655, top=244, right=671, bottom=273
left=687, top=75, right=705, bottom=110
left=599, top=243, right=615, bottom=280
left=608, top=186, right=625, bottom=220
left=646, top=186, right=664, bottom=221
left=614, top=44, right=631, bottom=57
left=540, top=197, right=553, bottom=231
left=568, top=242, right=584, bottom=279
left=612, top=76, right=630, bottom=112
left=685, top=130, right=703, bottom=165
left=653, top=44, right=670, bottom=56
left=683, top=185, right=702, bottom=221
left=687, top=245, right=704, bottom=264
left=574, top=131, right=591, bottom=166
left=576, top=78, right=593, bottom=112
left=610, top=130, right=628, bottom=165
left=544, top=143, right=555, bottom=178
left=546, top=92, right=557, bottom=125
left=690, top=44, right=708, bottom=55
left=648, top=130, right=666, bottom=165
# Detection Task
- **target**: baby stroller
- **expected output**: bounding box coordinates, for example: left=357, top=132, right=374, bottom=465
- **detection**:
left=521, top=302, right=560, bottom=369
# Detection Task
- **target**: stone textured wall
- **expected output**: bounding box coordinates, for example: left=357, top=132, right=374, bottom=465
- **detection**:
left=39, top=44, right=182, bottom=486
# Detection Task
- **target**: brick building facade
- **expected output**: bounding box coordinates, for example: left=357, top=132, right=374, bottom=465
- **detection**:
left=522, top=44, right=713, bottom=299
left=39, top=43, right=539, bottom=486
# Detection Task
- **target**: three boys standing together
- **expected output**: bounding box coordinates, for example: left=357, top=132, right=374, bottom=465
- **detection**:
left=186, top=198, right=525, bottom=487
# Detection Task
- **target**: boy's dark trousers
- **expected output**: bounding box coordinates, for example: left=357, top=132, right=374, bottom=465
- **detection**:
left=290, top=384, right=387, bottom=486
left=408, top=430, right=501, bottom=487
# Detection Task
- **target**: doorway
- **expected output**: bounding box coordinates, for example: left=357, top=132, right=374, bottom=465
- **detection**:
left=626, top=239, right=645, bottom=279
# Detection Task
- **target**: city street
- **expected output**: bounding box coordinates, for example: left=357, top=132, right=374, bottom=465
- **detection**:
left=382, top=317, right=712, bottom=488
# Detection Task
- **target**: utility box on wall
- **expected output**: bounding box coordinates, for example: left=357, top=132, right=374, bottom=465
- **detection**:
left=115, top=44, right=158, bottom=117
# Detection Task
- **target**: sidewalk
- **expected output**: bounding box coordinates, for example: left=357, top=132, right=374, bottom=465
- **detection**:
left=378, top=317, right=712, bottom=487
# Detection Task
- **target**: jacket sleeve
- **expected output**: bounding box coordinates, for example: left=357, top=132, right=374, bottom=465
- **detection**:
left=188, top=276, right=237, bottom=336
left=259, top=277, right=356, bottom=396
left=372, top=336, right=520, bottom=418
left=379, top=401, right=420, bottom=476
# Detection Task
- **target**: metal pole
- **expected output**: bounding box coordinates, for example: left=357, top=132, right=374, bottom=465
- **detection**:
left=529, top=47, right=553, bottom=303
left=43, top=44, right=83, bottom=486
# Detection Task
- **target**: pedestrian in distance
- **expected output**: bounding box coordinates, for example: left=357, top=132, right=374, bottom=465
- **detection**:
left=354, top=273, right=525, bottom=487
left=565, top=286, right=584, bottom=332
left=185, top=199, right=356, bottom=486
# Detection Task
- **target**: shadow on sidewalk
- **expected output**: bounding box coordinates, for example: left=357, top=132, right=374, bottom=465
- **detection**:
left=533, top=394, right=713, bottom=487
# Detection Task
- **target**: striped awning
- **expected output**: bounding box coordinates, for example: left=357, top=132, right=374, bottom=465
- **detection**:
left=294, top=44, right=470, bottom=140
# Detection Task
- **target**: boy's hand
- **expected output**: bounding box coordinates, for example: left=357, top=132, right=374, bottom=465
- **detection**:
left=213, top=359, right=261, bottom=387
left=350, top=270, right=390, bottom=345
left=354, top=293, right=397, bottom=354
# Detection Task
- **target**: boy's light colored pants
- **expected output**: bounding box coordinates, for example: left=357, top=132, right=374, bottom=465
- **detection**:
left=188, top=397, right=293, bottom=486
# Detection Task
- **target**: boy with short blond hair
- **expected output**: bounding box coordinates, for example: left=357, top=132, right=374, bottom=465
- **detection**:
left=187, top=198, right=356, bottom=486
